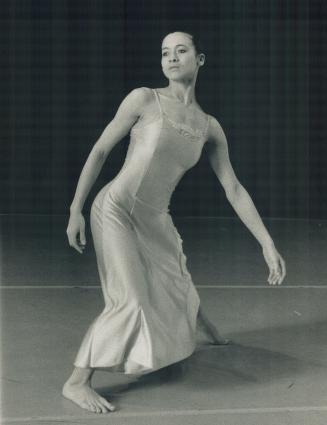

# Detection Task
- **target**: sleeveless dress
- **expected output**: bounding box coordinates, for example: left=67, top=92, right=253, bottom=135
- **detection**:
left=73, top=88, right=211, bottom=375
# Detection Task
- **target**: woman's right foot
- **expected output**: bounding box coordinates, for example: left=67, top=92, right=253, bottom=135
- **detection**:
left=62, top=381, right=116, bottom=413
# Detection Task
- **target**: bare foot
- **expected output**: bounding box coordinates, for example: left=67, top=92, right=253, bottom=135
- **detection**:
left=62, top=382, right=116, bottom=413
left=197, top=308, right=231, bottom=345
left=210, top=334, right=231, bottom=345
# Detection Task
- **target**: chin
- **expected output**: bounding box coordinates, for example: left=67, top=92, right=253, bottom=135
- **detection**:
left=168, top=72, right=186, bottom=80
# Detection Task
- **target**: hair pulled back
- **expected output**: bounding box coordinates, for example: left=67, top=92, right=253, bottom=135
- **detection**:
left=160, top=28, right=205, bottom=56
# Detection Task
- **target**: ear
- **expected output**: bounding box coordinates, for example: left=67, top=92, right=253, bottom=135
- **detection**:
left=198, top=53, right=205, bottom=65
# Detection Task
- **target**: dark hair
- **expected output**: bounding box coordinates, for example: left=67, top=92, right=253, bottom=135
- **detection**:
left=161, top=29, right=205, bottom=56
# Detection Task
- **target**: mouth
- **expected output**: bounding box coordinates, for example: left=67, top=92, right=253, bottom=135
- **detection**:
left=169, top=66, right=180, bottom=70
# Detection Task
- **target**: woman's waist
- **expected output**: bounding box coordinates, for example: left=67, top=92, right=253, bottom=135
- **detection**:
left=109, top=185, right=172, bottom=215
left=92, top=183, right=172, bottom=217
left=93, top=168, right=177, bottom=215
left=92, top=180, right=134, bottom=212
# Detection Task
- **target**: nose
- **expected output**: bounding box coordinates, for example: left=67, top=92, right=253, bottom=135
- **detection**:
left=169, top=58, right=178, bottom=65
left=168, top=53, right=178, bottom=62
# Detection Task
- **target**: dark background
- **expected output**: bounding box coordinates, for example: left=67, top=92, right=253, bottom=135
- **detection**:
left=1, top=0, right=326, bottom=218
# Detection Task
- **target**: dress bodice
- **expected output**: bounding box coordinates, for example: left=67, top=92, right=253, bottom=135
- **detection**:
left=109, top=88, right=211, bottom=214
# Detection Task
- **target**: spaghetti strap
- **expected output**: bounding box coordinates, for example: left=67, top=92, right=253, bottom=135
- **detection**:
left=204, top=114, right=211, bottom=140
left=152, top=88, right=209, bottom=141
left=152, top=88, right=163, bottom=117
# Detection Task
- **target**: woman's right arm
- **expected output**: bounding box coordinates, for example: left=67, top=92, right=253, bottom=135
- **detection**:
left=66, top=87, right=149, bottom=253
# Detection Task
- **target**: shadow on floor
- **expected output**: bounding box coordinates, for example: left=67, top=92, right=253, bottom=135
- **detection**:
left=95, top=346, right=301, bottom=402
left=94, top=319, right=327, bottom=405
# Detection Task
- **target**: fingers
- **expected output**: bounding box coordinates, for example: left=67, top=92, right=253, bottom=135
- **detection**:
left=79, top=221, right=87, bottom=245
left=280, top=256, right=286, bottom=282
left=269, top=268, right=280, bottom=286
left=268, top=264, right=278, bottom=285
left=66, top=213, right=87, bottom=254
left=77, top=232, right=86, bottom=253
left=274, top=256, right=286, bottom=285
left=268, top=256, right=286, bottom=286
left=66, top=230, right=86, bottom=254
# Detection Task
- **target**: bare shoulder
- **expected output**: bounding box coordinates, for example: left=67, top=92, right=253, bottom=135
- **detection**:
left=93, top=87, right=156, bottom=156
left=112, top=86, right=154, bottom=124
left=125, top=87, right=156, bottom=116
left=130, top=86, right=155, bottom=103
left=206, top=114, right=228, bottom=146
left=123, top=86, right=153, bottom=107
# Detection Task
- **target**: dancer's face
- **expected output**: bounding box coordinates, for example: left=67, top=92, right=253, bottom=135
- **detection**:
left=161, top=32, right=203, bottom=81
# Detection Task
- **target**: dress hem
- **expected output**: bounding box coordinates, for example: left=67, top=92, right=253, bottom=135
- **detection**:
left=73, top=343, right=198, bottom=376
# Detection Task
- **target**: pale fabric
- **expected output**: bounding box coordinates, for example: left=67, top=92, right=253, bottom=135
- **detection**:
left=73, top=88, right=211, bottom=375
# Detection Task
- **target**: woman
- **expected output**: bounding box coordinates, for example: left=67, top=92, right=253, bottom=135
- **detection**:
left=62, top=31, right=286, bottom=414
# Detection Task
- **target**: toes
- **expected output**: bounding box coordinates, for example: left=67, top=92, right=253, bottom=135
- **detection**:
left=80, top=402, right=89, bottom=410
left=95, top=400, right=108, bottom=413
left=81, top=400, right=105, bottom=414
left=64, top=385, right=115, bottom=414
left=99, top=396, right=116, bottom=411
left=82, top=402, right=95, bottom=412
left=84, top=401, right=97, bottom=413
left=91, top=402, right=101, bottom=413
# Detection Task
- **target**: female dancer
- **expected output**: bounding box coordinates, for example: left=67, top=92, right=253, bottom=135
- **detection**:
left=62, top=31, right=286, bottom=414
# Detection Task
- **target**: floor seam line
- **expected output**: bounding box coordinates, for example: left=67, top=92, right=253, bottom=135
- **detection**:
left=1, top=285, right=327, bottom=289
left=3, top=405, right=327, bottom=421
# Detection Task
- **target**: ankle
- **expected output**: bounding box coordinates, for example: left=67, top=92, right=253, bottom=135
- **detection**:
left=66, top=367, right=94, bottom=386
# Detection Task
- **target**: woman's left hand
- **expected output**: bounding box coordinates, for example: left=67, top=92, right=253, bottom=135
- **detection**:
left=262, top=242, right=286, bottom=285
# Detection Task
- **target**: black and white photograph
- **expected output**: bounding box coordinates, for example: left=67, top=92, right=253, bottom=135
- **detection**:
left=1, top=0, right=327, bottom=424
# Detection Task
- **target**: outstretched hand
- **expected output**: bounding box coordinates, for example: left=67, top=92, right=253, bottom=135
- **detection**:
left=262, top=242, right=286, bottom=285
left=66, top=211, right=86, bottom=254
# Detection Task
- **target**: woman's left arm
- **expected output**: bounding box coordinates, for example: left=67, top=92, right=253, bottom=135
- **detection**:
left=205, top=115, right=286, bottom=285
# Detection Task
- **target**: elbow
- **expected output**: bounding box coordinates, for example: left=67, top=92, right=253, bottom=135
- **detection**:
left=225, top=181, right=242, bottom=202
left=92, top=144, right=108, bottom=162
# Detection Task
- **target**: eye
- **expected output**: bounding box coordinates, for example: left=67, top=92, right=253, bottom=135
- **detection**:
left=161, top=49, right=186, bottom=57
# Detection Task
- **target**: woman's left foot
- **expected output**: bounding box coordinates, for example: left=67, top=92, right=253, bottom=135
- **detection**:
left=210, top=335, right=230, bottom=345
left=201, top=326, right=230, bottom=345
left=196, top=308, right=231, bottom=345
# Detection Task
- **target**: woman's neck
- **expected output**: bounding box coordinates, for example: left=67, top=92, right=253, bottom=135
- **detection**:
left=164, top=83, right=197, bottom=107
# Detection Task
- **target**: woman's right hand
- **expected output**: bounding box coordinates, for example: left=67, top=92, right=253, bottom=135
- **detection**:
left=66, top=211, right=86, bottom=254
left=262, top=242, right=286, bottom=285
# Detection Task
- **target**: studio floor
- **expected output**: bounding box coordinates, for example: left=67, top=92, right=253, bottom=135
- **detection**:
left=1, top=215, right=327, bottom=425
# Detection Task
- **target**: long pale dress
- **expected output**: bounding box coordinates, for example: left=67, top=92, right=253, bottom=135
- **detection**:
left=73, top=88, right=211, bottom=375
